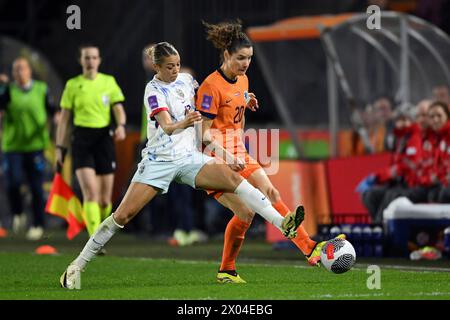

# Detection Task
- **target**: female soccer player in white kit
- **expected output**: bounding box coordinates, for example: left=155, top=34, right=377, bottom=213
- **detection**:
left=60, top=42, right=304, bottom=289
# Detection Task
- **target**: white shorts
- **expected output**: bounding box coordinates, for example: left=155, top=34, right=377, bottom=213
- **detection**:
left=131, top=151, right=214, bottom=194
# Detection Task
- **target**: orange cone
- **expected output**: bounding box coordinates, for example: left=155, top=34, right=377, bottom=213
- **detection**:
left=0, top=227, right=7, bottom=238
left=35, top=245, right=58, bottom=255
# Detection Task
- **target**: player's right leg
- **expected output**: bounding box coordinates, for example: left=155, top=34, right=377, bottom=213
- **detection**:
left=194, top=161, right=303, bottom=239
left=247, top=169, right=319, bottom=264
left=60, top=182, right=158, bottom=289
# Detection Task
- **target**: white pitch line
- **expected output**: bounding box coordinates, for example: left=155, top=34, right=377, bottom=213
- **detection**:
left=355, top=263, right=450, bottom=273
left=312, top=291, right=450, bottom=299
left=126, top=257, right=450, bottom=273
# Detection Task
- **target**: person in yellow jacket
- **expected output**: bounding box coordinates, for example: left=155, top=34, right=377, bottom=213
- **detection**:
left=56, top=45, right=126, bottom=236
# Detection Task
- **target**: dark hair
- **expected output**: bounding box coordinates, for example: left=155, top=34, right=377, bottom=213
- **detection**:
left=429, top=100, right=450, bottom=119
left=78, top=44, right=100, bottom=58
left=145, top=42, right=179, bottom=66
left=203, top=19, right=252, bottom=61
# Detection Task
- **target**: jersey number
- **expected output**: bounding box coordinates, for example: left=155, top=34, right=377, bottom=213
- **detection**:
left=233, top=106, right=245, bottom=124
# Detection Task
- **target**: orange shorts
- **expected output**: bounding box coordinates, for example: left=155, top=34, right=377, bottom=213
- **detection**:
left=206, top=154, right=262, bottom=200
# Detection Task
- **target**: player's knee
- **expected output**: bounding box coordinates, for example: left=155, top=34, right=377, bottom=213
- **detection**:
left=82, top=188, right=98, bottom=202
left=113, top=210, right=134, bottom=226
left=99, top=199, right=110, bottom=208
left=267, top=187, right=281, bottom=203
left=228, top=172, right=244, bottom=191
left=235, top=207, right=254, bottom=223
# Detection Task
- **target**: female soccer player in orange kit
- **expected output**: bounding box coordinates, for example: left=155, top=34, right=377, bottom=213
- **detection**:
left=196, top=20, right=344, bottom=283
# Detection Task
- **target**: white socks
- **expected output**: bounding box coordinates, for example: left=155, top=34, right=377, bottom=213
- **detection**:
left=72, top=215, right=123, bottom=269
left=234, top=179, right=284, bottom=230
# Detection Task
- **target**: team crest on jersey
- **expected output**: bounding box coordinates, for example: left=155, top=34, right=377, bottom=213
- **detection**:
left=148, top=95, right=159, bottom=110
left=201, top=95, right=212, bottom=110
left=102, top=95, right=110, bottom=106
left=175, top=88, right=185, bottom=98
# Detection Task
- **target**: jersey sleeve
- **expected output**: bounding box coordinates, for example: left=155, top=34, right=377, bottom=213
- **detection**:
left=196, top=81, right=220, bottom=119
left=60, top=80, right=73, bottom=110
left=144, top=87, right=169, bottom=119
left=109, top=77, right=125, bottom=105
left=189, top=74, right=199, bottom=93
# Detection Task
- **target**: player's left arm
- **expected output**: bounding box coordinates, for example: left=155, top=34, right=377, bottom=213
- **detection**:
left=112, top=103, right=126, bottom=141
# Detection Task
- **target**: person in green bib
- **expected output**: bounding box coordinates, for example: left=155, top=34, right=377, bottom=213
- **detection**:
left=55, top=45, right=126, bottom=236
left=0, top=57, right=58, bottom=240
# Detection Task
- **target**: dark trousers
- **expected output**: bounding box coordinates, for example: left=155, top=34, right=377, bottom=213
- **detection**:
left=438, top=185, right=450, bottom=203
left=362, top=184, right=410, bottom=224
left=168, top=183, right=194, bottom=232
left=3, top=151, right=46, bottom=227
left=406, top=185, right=441, bottom=203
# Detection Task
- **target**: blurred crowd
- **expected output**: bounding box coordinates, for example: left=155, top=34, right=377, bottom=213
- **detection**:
left=355, top=84, right=450, bottom=223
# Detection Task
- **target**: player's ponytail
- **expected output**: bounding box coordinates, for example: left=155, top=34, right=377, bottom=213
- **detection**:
left=203, top=20, right=252, bottom=61
left=146, top=42, right=179, bottom=66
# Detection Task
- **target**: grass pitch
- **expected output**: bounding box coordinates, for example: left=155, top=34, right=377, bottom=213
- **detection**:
left=1, top=231, right=450, bottom=300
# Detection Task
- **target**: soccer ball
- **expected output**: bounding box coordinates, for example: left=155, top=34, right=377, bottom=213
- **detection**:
left=320, top=238, right=356, bottom=274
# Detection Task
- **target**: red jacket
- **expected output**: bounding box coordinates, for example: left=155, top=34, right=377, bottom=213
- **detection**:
left=415, top=126, right=442, bottom=187
left=435, top=121, right=450, bottom=186
left=375, top=123, right=422, bottom=187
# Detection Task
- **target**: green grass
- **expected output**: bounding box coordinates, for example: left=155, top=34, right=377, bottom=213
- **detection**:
left=1, top=231, right=450, bottom=300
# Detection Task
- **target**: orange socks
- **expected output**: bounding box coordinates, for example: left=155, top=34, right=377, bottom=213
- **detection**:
left=272, top=200, right=316, bottom=255
left=220, top=200, right=317, bottom=271
left=220, top=215, right=251, bottom=271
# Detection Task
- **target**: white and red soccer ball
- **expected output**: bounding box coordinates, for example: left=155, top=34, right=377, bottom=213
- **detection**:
left=320, top=238, right=356, bottom=274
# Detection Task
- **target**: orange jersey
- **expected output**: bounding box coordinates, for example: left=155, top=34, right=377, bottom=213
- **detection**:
left=196, top=69, right=249, bottom=157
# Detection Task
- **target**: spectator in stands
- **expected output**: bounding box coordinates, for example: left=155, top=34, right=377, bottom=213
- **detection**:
left=407, top=101, right=449, bottom=203
left=374, top=96, right=396, bottom=151
left=0, top=57, right=58, bottom=240
left=415, top=99, right=432, bottom=130
left=432, top=84, right=450, bottom=108
left=352, top=96, right=395, bottom=155
left=357, top=105, right=421, bottom=223
left=429, top=101, right=450, bottom=203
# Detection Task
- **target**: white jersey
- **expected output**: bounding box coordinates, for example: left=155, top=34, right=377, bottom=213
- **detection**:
left=142, top=73, right=199, bottom=161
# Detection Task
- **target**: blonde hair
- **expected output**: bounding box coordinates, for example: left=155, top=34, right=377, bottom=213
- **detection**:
left=145, top=42, right=179, bottom=66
